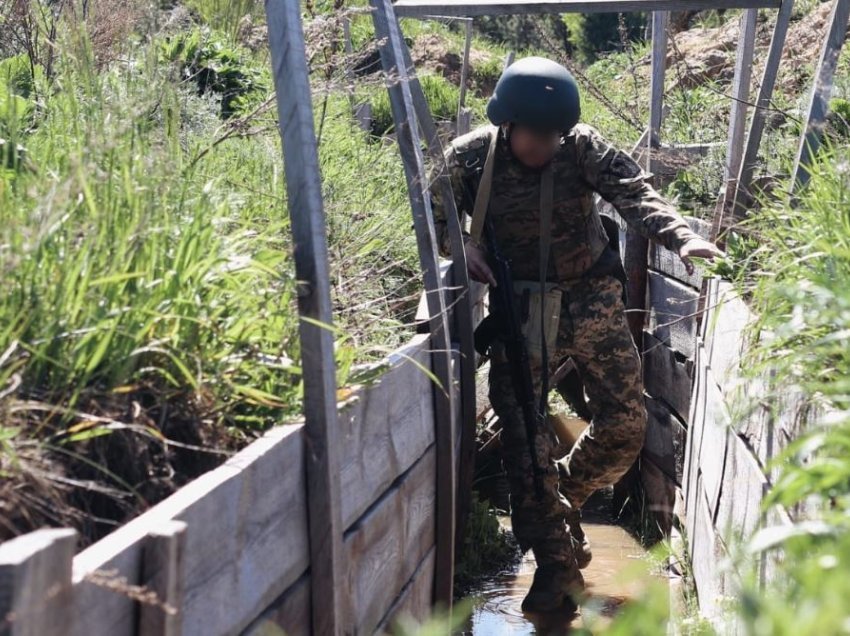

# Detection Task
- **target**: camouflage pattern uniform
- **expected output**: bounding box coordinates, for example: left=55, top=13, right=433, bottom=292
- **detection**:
left=429, top=123, right=701, bottom=569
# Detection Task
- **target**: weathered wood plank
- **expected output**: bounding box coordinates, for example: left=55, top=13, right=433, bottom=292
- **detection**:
left=338, top=334, right=435, bottom=529
left=393, top=0, right=781, bottom=18
left=702, top=279, right=752, bottom=391
left=715, top=432, right=768, bottom=545
left=643, top=395, right=687, bottom=486
left=648, top=217, right=711, bottom=289
left=690, top=480, right=728, bottom=626
left=265, top=0, right=345, bottom=632
left=0, top=528, right=76, bottom=636
left=640, top=455, right=676, bottom=536
left=371, top=0, right=457, bottom=605
left=374, top=546, right=437, bottom=634
left=792, top=0, right=850, bottom=190
left=241, top=572, right=311, bottom=636
left=343, top=446, right=436, bottom=633
left=138, top=520, right=187, bottom=636
left=648, top=271, right=700, bottom=359
left=71, top=424, right=309, bottom=636
left=643, top=331, right=692, bottom=423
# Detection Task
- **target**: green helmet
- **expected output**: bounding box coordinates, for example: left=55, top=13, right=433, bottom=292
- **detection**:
left=486, top=56, right=581, bottom=132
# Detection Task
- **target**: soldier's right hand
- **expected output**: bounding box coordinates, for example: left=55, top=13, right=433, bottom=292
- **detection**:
left=465, top=241, right=498, bottom=287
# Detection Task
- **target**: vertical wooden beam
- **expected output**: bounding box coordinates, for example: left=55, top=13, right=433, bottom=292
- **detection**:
left=734, top=0, right=795, bottom=212
left=647, top=11, right=669, bottom=152
left=792, top=0, right=850, bottom=191
left=457, top=19, right=474, bottom=135
left=398, top=44, right=478, bottom=563
left=625, top=10, right=666, bottom=349
left=710, top=8, right=758, bottom=242
left=619, top=10, right=668, bottom=516
left=265, top=1, right=345, bottom=633
left=371, top=0, right=458, bottom=609
left=0, top=528, right=76, bottom=636
left=138, top=520, right=187, bottom=636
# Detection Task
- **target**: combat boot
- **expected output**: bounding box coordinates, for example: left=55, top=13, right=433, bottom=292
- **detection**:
left=521, top=562, right=585, bottom=613
left=566, top=508, right=592, bottom=569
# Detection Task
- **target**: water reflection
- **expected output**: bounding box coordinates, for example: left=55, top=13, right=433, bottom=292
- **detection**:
left=462, top=505, right=653, bottom=634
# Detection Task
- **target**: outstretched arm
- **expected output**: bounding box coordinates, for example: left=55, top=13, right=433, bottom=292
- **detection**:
left=575, top=124, right=725, bottom=274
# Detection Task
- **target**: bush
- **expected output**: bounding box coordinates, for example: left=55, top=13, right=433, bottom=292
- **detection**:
left=160, top=28, right=267, bottom=118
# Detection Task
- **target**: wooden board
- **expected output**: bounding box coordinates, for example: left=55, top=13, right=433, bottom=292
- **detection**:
left=264, top=1, right=346, bottom=630
left=715, top=432, right=768, bottom=547
left=0, top=528, right=77, bottom=636
left=393, top=0, right=781, bottom=18
left=242, top=573, right=311, bottom=636
left=70, top=424, right=309, bottom=636
left=643, top=395, right=687, bottom=486
left=640, top=455, right=676, bottom=536
left=643, top=331, right=692, bottom=423
left=648, top=217, right=711, bottom=289
left=342, top=446, right=436, bottom=633
left=690, top=479, right=728, bottom=626
left=374, top=546, right=437, bottom=634
left=648, top=271, right=700, bottom=359
left=338, top=334, right=435, bottom=529
left=702, top=279, right=752, bottom=392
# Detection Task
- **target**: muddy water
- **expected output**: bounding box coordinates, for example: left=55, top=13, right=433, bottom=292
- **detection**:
left=462, top=486, right=655, bottom=634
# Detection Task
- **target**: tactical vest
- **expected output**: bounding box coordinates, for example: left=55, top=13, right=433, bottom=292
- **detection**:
left=449, top=127, right=615, bottom=284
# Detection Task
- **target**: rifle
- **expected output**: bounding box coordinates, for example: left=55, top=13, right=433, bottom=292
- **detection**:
left=481, top=215, right=546, bottom=501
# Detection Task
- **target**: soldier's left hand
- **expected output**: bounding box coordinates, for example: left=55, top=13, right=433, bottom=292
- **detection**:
left=678, top=237, right=726, bottom=276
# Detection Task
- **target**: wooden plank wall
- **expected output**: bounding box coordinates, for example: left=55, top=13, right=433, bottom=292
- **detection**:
left=0, top=332, right=454, bottom=636
left=643, top=228, right=814, bottom=631
left=640, top=216, right=711, bottom=533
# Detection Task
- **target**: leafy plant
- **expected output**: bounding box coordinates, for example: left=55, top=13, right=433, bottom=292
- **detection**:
left=160, top=28, right=268, bottom=118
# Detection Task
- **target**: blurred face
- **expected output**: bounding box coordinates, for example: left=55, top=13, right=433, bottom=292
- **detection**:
left=506, top=124, right=561, bottom=169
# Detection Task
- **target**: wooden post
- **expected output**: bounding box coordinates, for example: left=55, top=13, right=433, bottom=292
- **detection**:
left=371, top=0, right=458, bottom=608
left=734, top=0, right=795, bottom=212
left=138, top=520, right=187, bottom=636
left=457, top=19, right=474, bottom=135
left=646, top=11, right=669, bottom=151
left=398, top=43, right=479, bottom=561
left=0, top=528, right=77, bottom=636
left=710, top=8, right=758, bottom=243
left=504, top=51, right=515, bottom=68
left=265, top=1, right=345, bottom=633
left=617, top=10, right=668, bottom=517
left=792, top=0, right=850, bottom=191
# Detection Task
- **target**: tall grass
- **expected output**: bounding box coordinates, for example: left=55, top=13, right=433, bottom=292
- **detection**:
left=0, top=7, right=420, bottom=540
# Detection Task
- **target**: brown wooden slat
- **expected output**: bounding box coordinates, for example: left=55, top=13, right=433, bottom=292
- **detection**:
left=265, top=1, right=345, bottom=632
left=643, top=331, right=692, bottom=423
left=343, top=446, right=436, bottom=632
left=338, top=334, right=436, bottom=530
left=0, top=528, right=76, bottom=636
left=648, top=217, right=711, bottom=289
left=71, top=424, right=309, bottom=636
left=647, top=271, right=701, bottom=359
left=643, top=395, right=687, bottom=486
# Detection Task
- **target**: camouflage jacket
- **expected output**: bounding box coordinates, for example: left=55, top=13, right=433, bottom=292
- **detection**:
left=428, top=123, right=701, bottom=282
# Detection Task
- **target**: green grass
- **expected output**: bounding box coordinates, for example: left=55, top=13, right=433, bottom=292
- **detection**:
left=0, top=7, right=419, bottom=540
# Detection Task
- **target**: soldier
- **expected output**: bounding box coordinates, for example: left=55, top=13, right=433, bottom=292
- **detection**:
left=429, top=56, right=724, bottom=613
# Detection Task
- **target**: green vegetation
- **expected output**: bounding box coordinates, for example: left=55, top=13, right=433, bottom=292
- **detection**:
left=0, top=1, right=417, bottom=542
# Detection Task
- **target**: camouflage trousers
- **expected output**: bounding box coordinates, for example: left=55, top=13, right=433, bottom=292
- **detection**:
left=488, top=273, right=647, bottom=567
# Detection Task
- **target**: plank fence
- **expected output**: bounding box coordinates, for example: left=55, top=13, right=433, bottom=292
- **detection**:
left=640, top=239, right=823, bottom=632
left=3, top=0, right=848, bottom=633
left=0, top=332, right=466, bottom=636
